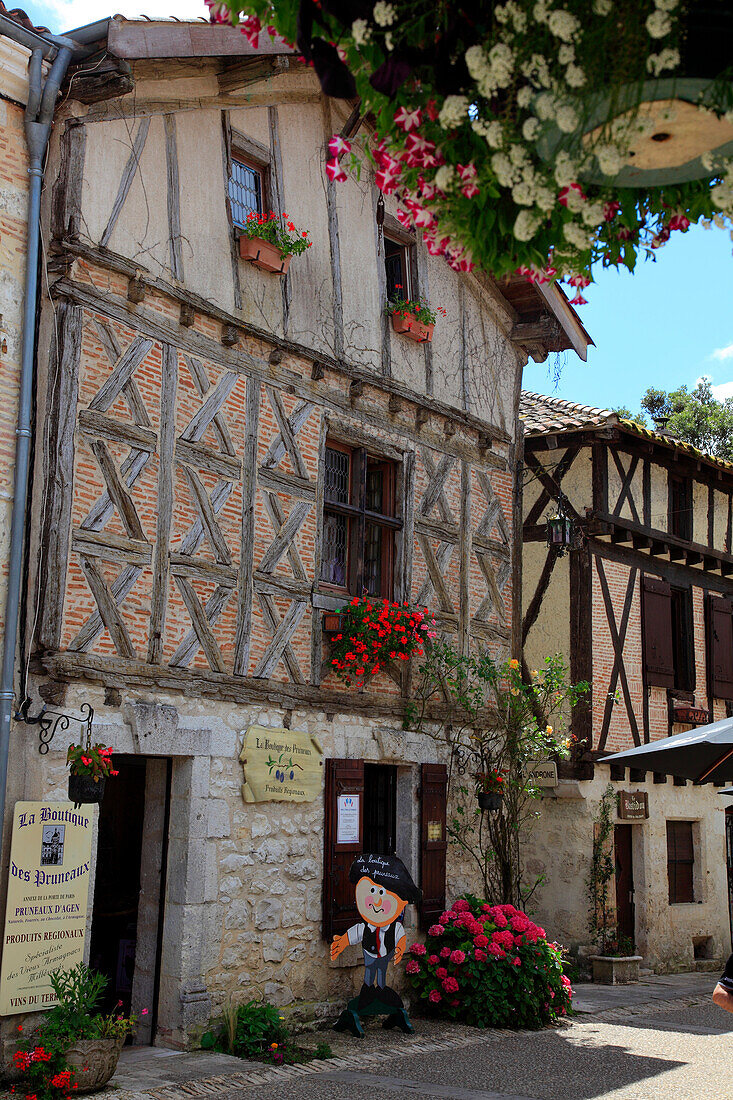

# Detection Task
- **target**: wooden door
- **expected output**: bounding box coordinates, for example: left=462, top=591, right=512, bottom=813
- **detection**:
left=614, top=824, right=635, bottom=947
left=726, top=809, right=733, bottom=950
left=420, top=763, right=448, bottom=930
left=322, top=759, right=364, bottom=940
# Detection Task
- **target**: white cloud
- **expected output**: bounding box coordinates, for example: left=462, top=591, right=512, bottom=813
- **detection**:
left=711, top=343, right=733, bottom=362
left=48, top=0, right=208, bottom=34
left=711, top=381, right=733, bottom=401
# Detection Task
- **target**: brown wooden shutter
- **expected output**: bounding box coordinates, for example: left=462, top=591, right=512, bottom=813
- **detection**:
left=708, top=595, right=733, bottom=700
left=420, top=763, right=448, bottom=930
left=322, top=758, right=364, bottom=940
left=641, top=575, right=674, bottom=687
left=666, top=820, right=694, bottom=903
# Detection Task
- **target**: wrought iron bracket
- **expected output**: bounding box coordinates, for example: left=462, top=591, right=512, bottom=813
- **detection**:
left=15, top=698, right=95, bottom=755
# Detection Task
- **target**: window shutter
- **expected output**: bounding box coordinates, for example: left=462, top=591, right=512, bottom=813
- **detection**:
left=322, top=758, right=364, bottom=941
left=709, top=596, right=733, bottom=701
left=420, top=763, right=448, bottom=930
left=642, top=576, right=674, bottom=687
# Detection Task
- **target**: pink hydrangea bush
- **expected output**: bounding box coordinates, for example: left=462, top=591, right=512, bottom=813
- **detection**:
left=407, top=896, right=572, bottom=1029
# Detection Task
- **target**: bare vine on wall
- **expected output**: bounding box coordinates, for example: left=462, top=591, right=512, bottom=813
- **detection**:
left=587, top=783, right=619, bottom=955
left=404, top=641, right=590, bottom=906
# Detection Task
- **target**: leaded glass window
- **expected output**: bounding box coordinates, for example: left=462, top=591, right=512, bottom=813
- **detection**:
left=320, top=442, right=401, bottom=599
left=228, top=158, right=263, bottom=229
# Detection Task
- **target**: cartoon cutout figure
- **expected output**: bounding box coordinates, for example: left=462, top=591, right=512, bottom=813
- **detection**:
left=331, top=853, right=421, bottom=1035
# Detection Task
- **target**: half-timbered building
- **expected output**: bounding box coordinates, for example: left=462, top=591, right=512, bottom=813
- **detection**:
left=0, top=17, right=590, bottom=1047
left=521, top=391, right=732, bottom=972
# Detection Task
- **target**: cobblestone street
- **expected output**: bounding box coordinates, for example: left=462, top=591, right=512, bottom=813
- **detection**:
left=34, top=973, right=726, bottom=1100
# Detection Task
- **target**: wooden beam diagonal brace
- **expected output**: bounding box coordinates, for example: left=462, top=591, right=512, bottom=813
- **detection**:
left=473, top=550, right=510, bottom=623
left=92, top=319, right=152, bottom=427
left=169, top=583, right=234, bottom=668
left=417, top=533, right=455, bottom=613
left=419, top=449, right=456, bottom=524
left=67, top=563, right=142, bottom=653
left=180, top=466, right=233, bottom=565
left=88, top=333, right=154, bottom=416
left=260, top=399, right=313, bottom=470
left=253, top=592, right=307, bottom=683
left=180, top=369, right=239, bottom=444
left=258, top=499, right=312, bottom=576
left=261, top=491, right=308, bottom=580
left=174, top=574, right=228, bottom=673
left=610, top=449, right=640, bottom=523
left=416, top=541, right=454, bottom=609
left=181, top=353, right=236, bottom=456
left=78, top=556, right=136, bottom=658
left=80, top=447, right=151, bottom=532
left=264, top=385, right=310, bottom=480
left=524, top=445, right=581, bottom=527
left=475, top=468, right=510, bottom=545
left=100, top=116, right=150, bottom=248
left=596, top=557, right=640, bottom=751
left=88, top=439, right=146, bottom=541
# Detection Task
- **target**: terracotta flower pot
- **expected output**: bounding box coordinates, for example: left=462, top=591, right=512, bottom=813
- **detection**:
left=239, top=235, right=291, bottom=274
left=477, top=791, right=502, bottom=812
left=65, top=1036, right=124, bottom=1093
left=68, top=773, right=106, bottom=808
left=390, top=313, right=434, bottom=343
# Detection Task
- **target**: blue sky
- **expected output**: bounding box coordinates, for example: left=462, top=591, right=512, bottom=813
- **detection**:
left=527, top=224, right=733, bottom=414
left=18, top=0, right=733, bottom=418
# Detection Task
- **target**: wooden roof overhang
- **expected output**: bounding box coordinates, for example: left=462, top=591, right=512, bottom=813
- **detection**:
left=591, top=512, right=733, bottom=579
left=499, top=276, right=594, bottom=362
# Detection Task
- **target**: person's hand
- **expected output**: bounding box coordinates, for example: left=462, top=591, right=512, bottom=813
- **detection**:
left=713, top=983, right=733, bottom=1014
left=393, top=934, right=407, bottom=966
left=331, top=933, right=348, bottom=961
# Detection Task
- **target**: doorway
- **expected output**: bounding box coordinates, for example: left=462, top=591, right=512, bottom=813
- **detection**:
left=614, top=824, right=635, bottom=948
left=89, top=755, right=171, bottom=1044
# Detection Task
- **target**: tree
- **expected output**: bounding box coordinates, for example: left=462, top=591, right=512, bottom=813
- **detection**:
left=612, top=406, right=647, bottom=429
left=404, top=644, right=589, bottom=906
left=639, top=379, right=733, bottom=461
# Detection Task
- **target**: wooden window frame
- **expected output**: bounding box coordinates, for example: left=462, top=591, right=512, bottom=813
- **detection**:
left=384, top=233, right=414, bottom=301
left=321, top=440, right=402, bottom=600
left=666, top=820, right=695, bottom=904
left=226, top=128, right=271, bottom=231
left=668, top=473, right=693, bottom=542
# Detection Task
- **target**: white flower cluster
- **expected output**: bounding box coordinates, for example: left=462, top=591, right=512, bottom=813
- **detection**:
left=372, top=1, right=395, bottom=27
left=563, top=222, right=593, bottom=249
left=351, top=18, right=371, bottom=45
left=548, top=8, right=580, bottom=42
left=647, top=48, right=680, bottom=75
left=595, top=143, right=623, bottom=176
left=712, top=170, right=733, bottom=215
left=565, top=64, right=586, bottom=87
left=554, top=151, right=580, bottom=187
left=556, top=104, right=579, bottom=132
left=520, top=53, right=552, bottom=88
left=494, top=1, right=527, bottom=33
left=465, top=43, right=514, bottom=98
left=435, top=165, right=457, bottom=191
left=646, top=9, right=672, bottom=38
left=592, top=0, right=612, bottom=14
left=514, top=210, right=543, bottom=241
left=438, top=95, right=469, bottom=129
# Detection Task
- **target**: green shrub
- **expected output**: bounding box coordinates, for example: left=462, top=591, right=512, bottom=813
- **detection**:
left=406, top=896, right=572, bottom=1029
left=231, top=1000, right=287, bottom=1059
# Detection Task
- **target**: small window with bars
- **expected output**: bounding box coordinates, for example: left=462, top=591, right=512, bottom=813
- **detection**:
left=228, top=157, right=265, bottom=229
left=321, top=441, right=401, bottom=599
left=667, top=820, right=695, bottom=903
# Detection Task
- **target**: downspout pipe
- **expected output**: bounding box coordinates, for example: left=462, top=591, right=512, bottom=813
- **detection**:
left=0, top=32, right=75, bottom=852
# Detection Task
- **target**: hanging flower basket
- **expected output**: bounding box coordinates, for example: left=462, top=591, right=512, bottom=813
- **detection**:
left=239, top=236, right=292, bottom=273
left=391, top=313, right=435, bottom=344
left=68, top=774, right=106, bottom=808
left=476, top=769, right=505, bottom=811
left=238, top=210, right=312, bottom=274
left=67, top=742, right=118, bottom=808
left=477, top=790, right=503, bottom=812
left=223, top=0, right=733, bottom=292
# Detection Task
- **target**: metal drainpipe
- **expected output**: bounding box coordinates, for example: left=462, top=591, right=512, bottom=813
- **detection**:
left=0, top=33, right=76, bottom=852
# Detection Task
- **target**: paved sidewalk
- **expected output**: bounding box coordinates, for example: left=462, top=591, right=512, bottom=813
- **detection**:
left=3, top=971, right=727, bottom=1099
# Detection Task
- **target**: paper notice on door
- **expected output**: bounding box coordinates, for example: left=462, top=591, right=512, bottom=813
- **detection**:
left=337, top=794, right=360, bottom=845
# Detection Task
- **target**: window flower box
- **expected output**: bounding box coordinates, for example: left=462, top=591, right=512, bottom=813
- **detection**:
left=385, top=294, right=443, bottom=345
left=238, top=210, right=312, bottom=275
left=391, top=313, right=434, bottom=343
left=239, top=236, right=292, bottom=273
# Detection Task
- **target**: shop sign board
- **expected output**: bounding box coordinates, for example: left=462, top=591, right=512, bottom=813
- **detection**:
left=240, top=725, right=324, bottom=803
left=0, top=802, right=93, bottom=1015
left=527, top=760, right=558, bottom=787
left=618, top=791, right=649, bottom=820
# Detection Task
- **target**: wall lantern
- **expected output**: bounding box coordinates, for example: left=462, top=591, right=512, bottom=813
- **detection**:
left=546, top=495, right=575, bottom=556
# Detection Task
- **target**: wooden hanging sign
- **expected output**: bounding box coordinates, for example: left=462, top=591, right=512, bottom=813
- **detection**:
left=618, top=791, right=649, bottom=820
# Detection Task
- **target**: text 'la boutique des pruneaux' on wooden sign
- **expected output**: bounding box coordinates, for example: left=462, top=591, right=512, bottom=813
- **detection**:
left=239, top=725, right=323, bottom=803
left=0, top=802, right=93, bottom=1015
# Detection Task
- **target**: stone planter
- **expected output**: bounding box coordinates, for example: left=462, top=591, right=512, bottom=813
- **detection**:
left=65, top=1036, right=124, bottom=1093
left=477, top=791, right=503, bottom=812
left=238, top=235, right=291, bottom=273
left=390, top=313, right=434, bottom=343
left=68, top=773, right=106, bottom=808
left=589, top=954, right=643, bottom=984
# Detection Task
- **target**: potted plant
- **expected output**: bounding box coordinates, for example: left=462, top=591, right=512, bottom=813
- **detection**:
left=66, top=743, right=118, bottom=808
left=328, top=596, right=437, bottom=687
left=475, top=769, right=505, bottom=812
left=385, top=293, right=444, bottom=344
left=238, top=210, right=312, bottom=273
left=12, top=963, right=143, bottom=1096
left=587, top=784, right=642, bottom=984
